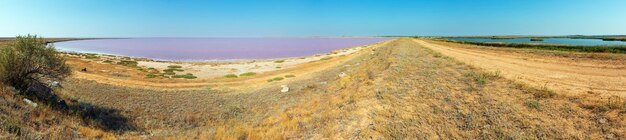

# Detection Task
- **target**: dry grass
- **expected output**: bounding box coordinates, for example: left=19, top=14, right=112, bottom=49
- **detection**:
left=194, top=38, right=624, bottom=139
left=2, top=38, right=624, bottom=139
left=0, top=84, right=127, bottom=139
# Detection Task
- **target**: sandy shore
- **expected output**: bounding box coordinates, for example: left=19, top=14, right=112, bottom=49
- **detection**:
left=135, top=45, right=365, bottom=77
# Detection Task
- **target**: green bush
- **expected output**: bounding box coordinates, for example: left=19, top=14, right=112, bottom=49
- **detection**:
left=145, top=74, right=158, bottom=78
left=274, top=60, right=285, bottom=63
left=84, top=55, right=99, bottom=59
left=163, top=68, right=184, bottom=73
left=524, top=100, right=541, bottom=109
left=239, top=72, right=257, bottom=77
left=465, top=71, right=500, bottom=85
left=168, top=65, right=183, bottom=69
left=0, top=35, right=71, bottom=90
left=224, top=74, right=238, bottom=78
left=102, top=60, right=113, bottom=63
left=285, top=74, right=295, bottom=78
left=117, top=60, right=138, bottom=67
left=267, top=77, right=284, bottom=82
left=320, top=57, right=333, bottom=60
left=1, top=119, right=21, bottom=135
left=173, top=73, right=197, bottom=79
left=533, top=85, right=556, bottom=98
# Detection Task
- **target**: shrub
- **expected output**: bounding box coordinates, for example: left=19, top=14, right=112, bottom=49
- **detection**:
left=285, top=74, right=295, bottom=78
left=102, top=60, right=113, bottom=63
left=0, top=35, right=71, bottom=90
left=173, top=73, right=197, bottom=79
left=267, top=77, right=284, bottom=82
left=606, top=96, right=624, bottom=110
left=163, top=68, right=183, bottom=73
left=224, top=74, right=238, bottom=78
left=320, top=57, right=333, bottom=60
left=274, top=60, right=285, bottom=63
left=84, top=55, right=99, bottom=59
left=1, top=119, right=21, bottom=135
left=432, top=52, right=443, bottom=58
left=239, top=72, right=257, bottom=77
left=168, top=65, right=183, bottom=69
left=524, top=99, right=541, bottom=109
left=465, top=71, right=500, bottom=86
left=117, top=60, right=138, bottom=67
left=136, top=67, right=148, bottom=72
left=273, top=77, right=284, bottom=81
left=146, top=67, right=158, bottom=73
left=533, top=85, right=556, bottom=98
left=145, top=74, right=158, bottom=78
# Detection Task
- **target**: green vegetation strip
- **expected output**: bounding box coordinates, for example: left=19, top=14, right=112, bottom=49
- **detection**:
left=239, top=72, right=256, bottom=77
left=173, top=73, right=197, bottom=79
left=224, top=74, right=238, bottom=78
left=117, top=60, right=138, bottom=67
left=84, top=55, right=99, bottom=59
left=145, top=74, right=157, bottom=78
left=267, top=77, right=284, bottom=82
left=441, top=39, right=626, bottom=54
left=163, top=68, right=184, bottom=72
left=168, top=65, right=183, bottom=69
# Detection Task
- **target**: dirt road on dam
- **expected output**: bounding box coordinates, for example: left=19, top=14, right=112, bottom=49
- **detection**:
left=414, top=39, right=626, bottom=97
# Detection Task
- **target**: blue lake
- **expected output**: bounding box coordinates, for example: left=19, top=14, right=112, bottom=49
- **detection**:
left=54, top=37, right=392, bottom=61
left=446, top=38, right=626, bottom=46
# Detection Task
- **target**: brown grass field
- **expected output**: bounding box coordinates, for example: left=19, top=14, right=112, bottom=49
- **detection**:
left=1, top=38, right=625, bottom=139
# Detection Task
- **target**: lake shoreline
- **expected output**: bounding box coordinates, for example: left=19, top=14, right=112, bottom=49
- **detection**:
left=62, top=39, right=389, bottom=79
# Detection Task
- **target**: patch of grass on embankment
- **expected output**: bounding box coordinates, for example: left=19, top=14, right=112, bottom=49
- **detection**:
left=320, top=57, right=333, bottom=60
left=145, top=74, right=158, bottom=78
left=167, top=65, right=183, bottom=69
left=224, top=74, right=238, bottom=78
left=440, top=39, right=626, bottom=54
left=172, top=73, right=197, bottom=79
left=116, top=60, right=138, bottom=67
left=239, top=72, right=256, bottom=77
left=163, top=68, right=184, bottom=73
left=267, top=77, right=284, bottom=82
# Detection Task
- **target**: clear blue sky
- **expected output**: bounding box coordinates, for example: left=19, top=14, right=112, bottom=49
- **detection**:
left=1, top=0, right=625, bottom=37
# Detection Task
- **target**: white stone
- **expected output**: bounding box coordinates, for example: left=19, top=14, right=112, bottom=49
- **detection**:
left=49, top=81, right=61, bottom=88
left=280, top=85, right=289, bottom=93
left=23, top=98, right=37, bottom=107
left=339, top=72, right=348, bottom=78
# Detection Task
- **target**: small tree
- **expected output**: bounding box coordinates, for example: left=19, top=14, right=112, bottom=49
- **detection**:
left=0, top=35, right=71, bottom=90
